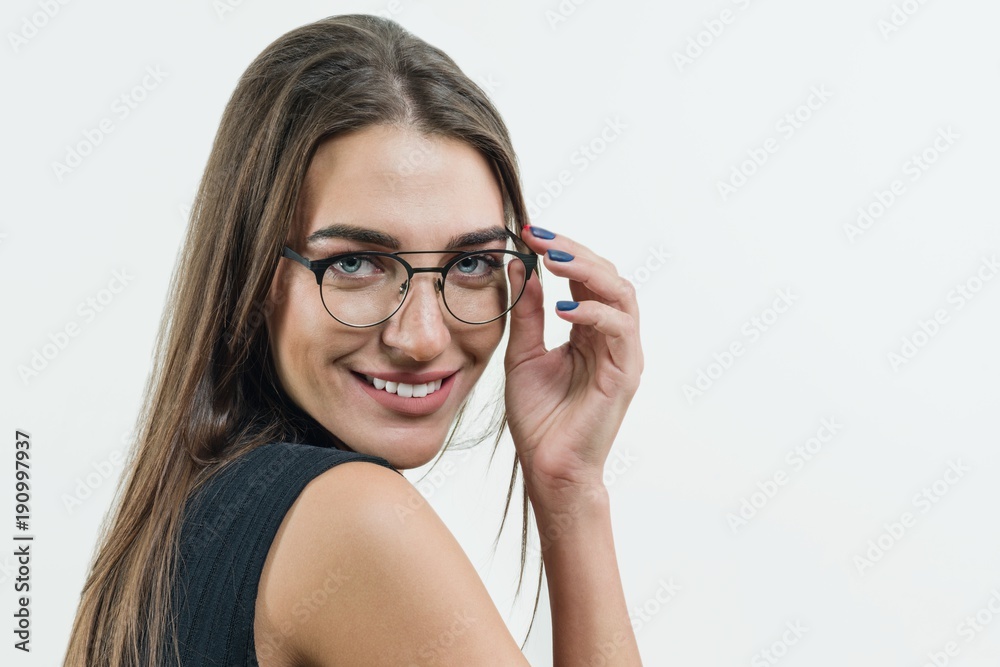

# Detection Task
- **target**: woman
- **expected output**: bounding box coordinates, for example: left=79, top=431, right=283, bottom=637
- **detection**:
left=64, top=14, right=643, bottom=666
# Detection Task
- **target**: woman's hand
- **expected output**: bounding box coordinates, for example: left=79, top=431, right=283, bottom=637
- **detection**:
left=504, top=224, right=644, bottom=504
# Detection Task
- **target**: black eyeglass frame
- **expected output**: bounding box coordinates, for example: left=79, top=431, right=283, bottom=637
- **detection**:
left=280, top=226, right=539, bottom=328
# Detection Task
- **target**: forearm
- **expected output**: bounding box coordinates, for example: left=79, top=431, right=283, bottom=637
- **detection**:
left=530, top=484, right=642, bottom=667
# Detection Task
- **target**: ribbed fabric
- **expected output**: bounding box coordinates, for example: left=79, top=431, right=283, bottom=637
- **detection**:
left=165, top=442, right=400, bottom=666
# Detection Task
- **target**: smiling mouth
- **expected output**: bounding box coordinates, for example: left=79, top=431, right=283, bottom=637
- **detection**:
left=351, top=371, right=452, bottom=398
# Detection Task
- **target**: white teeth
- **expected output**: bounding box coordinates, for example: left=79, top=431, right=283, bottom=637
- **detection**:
left=363, top=374, right=446, bottom=397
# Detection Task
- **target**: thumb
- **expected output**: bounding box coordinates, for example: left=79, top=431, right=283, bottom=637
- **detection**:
left=505, top=256, right=546, bottom=370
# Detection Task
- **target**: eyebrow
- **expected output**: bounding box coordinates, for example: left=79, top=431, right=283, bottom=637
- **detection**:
left=305, top=223, right=512, bottom=251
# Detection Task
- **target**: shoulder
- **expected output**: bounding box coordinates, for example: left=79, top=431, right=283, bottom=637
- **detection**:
left=171, top=442, right=398, bottom=664
left=255, top=457, right=530, bottom=666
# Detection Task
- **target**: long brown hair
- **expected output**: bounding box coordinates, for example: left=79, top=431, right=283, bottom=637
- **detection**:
left=63, top=14, right=543, bottom=666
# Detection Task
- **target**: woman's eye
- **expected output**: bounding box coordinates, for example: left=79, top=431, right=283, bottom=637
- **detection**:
left=329, top=255, right=381, bottom=277
left=455, top=253, right=502, bottom=275
left=338, top=256, right=368, bottom=273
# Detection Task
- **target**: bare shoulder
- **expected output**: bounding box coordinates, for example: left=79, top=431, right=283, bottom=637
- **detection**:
left=255, top=459, right=531, bottom=667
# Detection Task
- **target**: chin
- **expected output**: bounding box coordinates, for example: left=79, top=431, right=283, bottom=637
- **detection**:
left=341, top=434, right=443, bottom=471
left=379, top=444, right=442, bottom=471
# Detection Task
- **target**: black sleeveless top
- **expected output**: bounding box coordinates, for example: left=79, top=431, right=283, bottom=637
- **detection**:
left=164, top=442, right=400, bottom=666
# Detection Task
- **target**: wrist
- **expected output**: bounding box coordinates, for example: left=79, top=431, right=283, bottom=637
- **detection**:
left=526, top=476, right=609, bottom=520
left=528, top=482, right=611, bottom=558
left=520, top=451, right=605, bottom=502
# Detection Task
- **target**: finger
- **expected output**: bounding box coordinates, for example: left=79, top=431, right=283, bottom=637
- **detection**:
left=554, top=299, right=642, bottom=385
left=504, top=251, right=546, bottom=370
left=539, top=247, right=640, bottom=322
left=520, top=225, right=616, bottom=274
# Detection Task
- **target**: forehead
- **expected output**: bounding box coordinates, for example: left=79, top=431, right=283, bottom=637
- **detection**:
left=294, top=125, right=506, bottom=250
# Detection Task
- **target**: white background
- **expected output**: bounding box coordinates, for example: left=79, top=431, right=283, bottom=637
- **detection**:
left=3, top=1, right=1000, bottom=665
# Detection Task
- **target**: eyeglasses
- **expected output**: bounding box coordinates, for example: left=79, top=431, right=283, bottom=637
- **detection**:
left=280, top=227, right=538, bottom=327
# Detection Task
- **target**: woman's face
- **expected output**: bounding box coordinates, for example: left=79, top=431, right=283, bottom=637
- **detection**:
left=265, top=125, right=508, bottom=469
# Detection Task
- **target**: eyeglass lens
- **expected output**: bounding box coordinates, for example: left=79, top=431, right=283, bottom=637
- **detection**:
left=318, top=251, right=527, bottom=326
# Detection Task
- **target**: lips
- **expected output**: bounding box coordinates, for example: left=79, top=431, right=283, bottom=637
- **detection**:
left=351, top=370, right=456, bottom=416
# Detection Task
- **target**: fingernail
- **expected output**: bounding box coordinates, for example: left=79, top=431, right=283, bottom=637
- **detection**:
left=528, top=225, right=556, bottom=240
left=546, top=249, right=574, bottom=262
left=556, top=300, right=579, bottom=311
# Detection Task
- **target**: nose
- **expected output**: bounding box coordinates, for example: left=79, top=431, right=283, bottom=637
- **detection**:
left=380, top=273, right=451, bottom=361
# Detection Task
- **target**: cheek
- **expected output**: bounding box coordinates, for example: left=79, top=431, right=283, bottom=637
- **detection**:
left=467, top=319, right=505, bottom=358
left=266, top=275, right=331, bottom=385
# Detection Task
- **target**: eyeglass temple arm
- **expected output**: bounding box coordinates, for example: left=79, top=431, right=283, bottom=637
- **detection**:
left=506, top=225, right=528, bottom=247
left=508, top=226, right=539, bottom=281
left=281, top=246, right=325, bottom=284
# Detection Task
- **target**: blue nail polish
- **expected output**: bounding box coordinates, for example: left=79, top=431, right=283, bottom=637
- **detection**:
left=547, top=249, right=574, bottom=262
left=529, top=226, right=556, bottom=240
left=556, top=300, right=578, bottom=311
